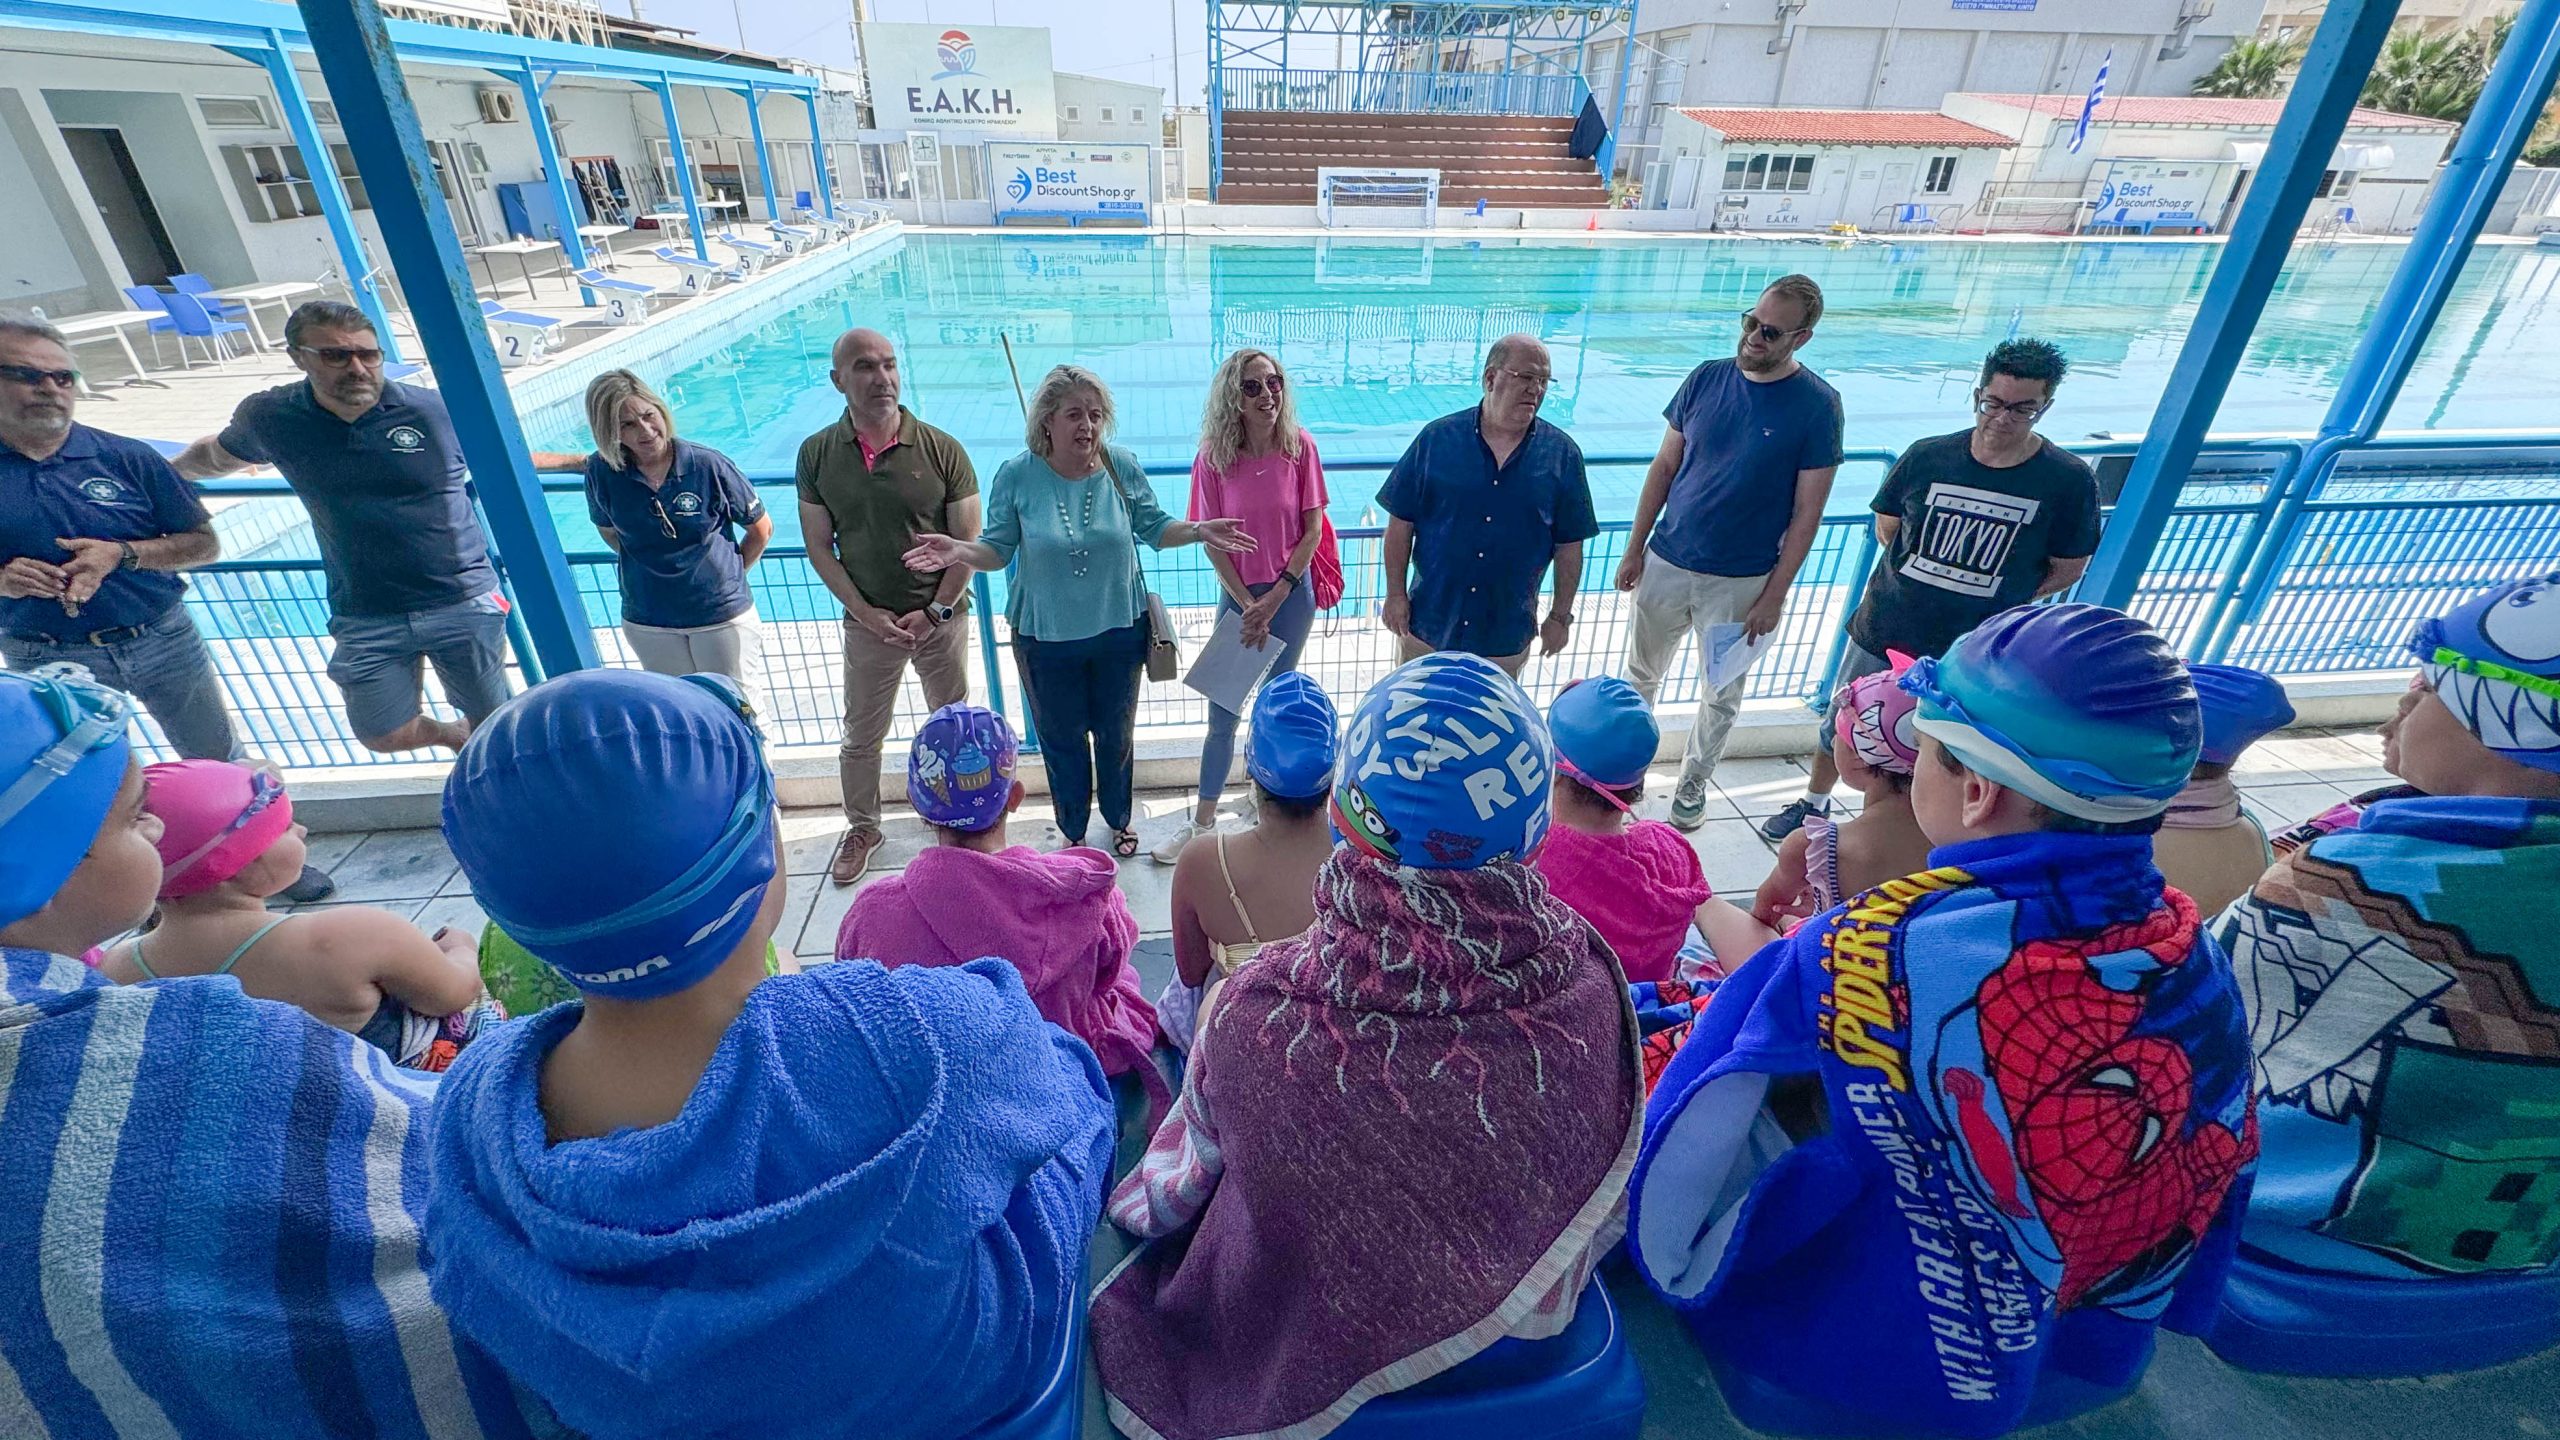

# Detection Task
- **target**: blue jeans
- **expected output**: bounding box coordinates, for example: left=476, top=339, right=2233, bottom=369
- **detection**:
left=1015, top=621, right=1148, bottom=846
left=1, top=605, right=240, bottom=761
left=1198, top=579, right=1316, bottom=804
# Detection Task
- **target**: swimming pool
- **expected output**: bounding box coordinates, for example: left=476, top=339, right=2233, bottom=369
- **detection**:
left=522, top=231, right=2560, bottom=528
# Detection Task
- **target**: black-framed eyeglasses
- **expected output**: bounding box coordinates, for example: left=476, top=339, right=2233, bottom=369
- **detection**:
left=0, top=363, right=80, bottom=390
left=1738, top=312, right=1808, bottom=343
left=1240, top=374, right=1285, bottom=398
left=1973, top=390, right=2052, bottom=420
left=291, top=344, right=384, bottom=368
left=651, top=497, right=679, bottom=538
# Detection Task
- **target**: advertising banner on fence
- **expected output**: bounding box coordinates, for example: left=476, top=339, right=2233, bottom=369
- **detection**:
left=988, top=143, right=1153, bottom=223
left=861, top=22, right=1058, bottom=135
left=2092, top=159, right=2227, bottom=229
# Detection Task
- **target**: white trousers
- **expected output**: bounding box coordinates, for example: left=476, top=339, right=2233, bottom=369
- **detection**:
left=623, top=607, right=766, bottom=708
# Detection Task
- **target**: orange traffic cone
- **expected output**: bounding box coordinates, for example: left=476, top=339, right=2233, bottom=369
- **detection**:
left=1586, top=212, right=1598, bottom=231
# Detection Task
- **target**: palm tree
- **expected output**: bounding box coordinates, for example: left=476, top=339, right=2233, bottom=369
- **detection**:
left=2193, top=38, right=2300, bottom=100
left=2361, top=28, right=2486, bottom=122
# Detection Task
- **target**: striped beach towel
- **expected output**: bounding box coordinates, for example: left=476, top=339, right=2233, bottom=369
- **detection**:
left=0, top=947, right=547, bottom=1439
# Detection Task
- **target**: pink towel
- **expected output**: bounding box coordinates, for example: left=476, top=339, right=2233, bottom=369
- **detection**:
left=839, top=845, right=1162, bottom=1094
left=1533, top=820, right=1712, bottom=983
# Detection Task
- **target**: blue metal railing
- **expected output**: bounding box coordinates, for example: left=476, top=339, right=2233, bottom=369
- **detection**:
left=1217, top=67, right=1590, bottom=117
left=160, top=429, right=2560, bottom=771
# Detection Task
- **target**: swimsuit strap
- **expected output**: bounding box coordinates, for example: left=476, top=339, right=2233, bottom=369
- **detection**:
left=1215, top=831, right=1263, bottom=945
left=128, top=931, right=159, bottom=982
left=215, top=914, right=297, bottom=976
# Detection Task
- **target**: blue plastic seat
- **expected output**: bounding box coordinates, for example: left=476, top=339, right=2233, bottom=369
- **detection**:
left=170, top=273, right=250, bottom=323
left=964, top=1297, right=1082, bottom=1439
left=1329, top=1281, right=1646, bottom=1439
left=156, top=290, right=250, bottom=365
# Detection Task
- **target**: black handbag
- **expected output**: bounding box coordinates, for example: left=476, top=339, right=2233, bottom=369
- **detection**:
left=1100, top=454, right=1181, bottom=682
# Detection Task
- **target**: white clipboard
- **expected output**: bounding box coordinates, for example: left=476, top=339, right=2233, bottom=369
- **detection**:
left=1183, top=609, right=1285, bottom=713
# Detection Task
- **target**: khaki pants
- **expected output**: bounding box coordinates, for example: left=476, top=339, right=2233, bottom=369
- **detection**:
left=1395, top=633, right=1528, bottom=677
left=1622, top=552, right=1769, bottom=782
left=839, top=615, right=970, bottom=838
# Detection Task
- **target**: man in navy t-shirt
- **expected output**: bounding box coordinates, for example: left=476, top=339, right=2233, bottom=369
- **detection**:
left=177, top=302, right=581, bottom=754
left=1619, top=275, right=1844, bottom=830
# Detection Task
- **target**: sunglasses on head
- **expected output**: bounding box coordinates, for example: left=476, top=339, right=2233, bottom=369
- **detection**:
left=1240, top=375, right=1284, bottom=398
left=0, top=363, right=80, bottom=390
left=292, top=345, right=384, bottom=368
left=1738, top=312, right=1806, bottom=343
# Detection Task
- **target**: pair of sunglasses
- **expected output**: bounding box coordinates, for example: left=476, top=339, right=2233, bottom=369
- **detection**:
left=1240, top=375, right=1285, bottom=398
left=0, top=362, right=80, bottom=390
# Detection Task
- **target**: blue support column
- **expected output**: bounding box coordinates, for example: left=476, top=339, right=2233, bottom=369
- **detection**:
left=2198, top=0, right=2560, bottom=658
left=1208, top=0, right=1224, bottom=200
left=1599, top=0, right=1640, bottom=180
left=2076, top=0, right=2402, bottom=610
left=512, top=64, right=591, bottom=301
left=292, top=0, right=599, bottom=675
left=802, top=90, right=837, bottom=218
left=255, top=34, right=400, bottom=361
left=741, top=83, right=780, bottom=226
left=654, top=77, right=710, bottom=261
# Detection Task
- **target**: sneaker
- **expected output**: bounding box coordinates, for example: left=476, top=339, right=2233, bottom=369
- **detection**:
left=828, top=830, right=880, bottom=887
left=281, top=865, right=337, bottom=905
left=1758, top=797, right=1828, bottom=842
left=1151, top=818, right=1210, bottom=865
left=1669, top=772, right=1712, bottom=833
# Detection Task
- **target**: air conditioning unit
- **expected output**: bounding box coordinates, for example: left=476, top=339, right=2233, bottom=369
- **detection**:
left=477, top=87, right=521, bottom=124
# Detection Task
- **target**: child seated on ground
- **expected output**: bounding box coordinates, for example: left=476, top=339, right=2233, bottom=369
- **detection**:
left=0, top=667, right=535, bottom=1437
left=428, top=670, right=1114, bottom=1440
left=1691, top=656, right=1933, bottom=969
left=2153, top=662, right=2294, bottom=916
left=96, top=758, right=497, bottom=1071
left=1093, top=653, right=1642, bottom=1440
left=1630, top=604, right=2257, bottom=1439
left=2204, top=574, right=2560, bottom=1379
left=839, top=702, right=1163, bottom=1109
left=1535, top=675, right=1713, bottom=984
left=1162, top=670, right=1338, bottom=1052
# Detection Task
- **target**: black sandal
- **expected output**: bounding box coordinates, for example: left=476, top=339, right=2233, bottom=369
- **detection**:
left=1111, top=827, right=1141, bottom=859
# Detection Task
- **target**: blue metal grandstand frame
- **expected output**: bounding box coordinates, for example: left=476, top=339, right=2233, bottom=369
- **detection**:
left=1207, top=0, right=1635, bottom=200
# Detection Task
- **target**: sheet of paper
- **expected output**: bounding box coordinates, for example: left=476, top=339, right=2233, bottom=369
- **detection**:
left=1183, top=608, right=1285, bottom=714
left=1702, top=622, right=1771, bottom=691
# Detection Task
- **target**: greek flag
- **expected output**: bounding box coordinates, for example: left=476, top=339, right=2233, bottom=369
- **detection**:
left=2069, top=50, right=2111, bottom=154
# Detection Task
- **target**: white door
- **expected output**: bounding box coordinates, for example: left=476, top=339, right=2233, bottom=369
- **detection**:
left=1879, top=161, right=1913, bottom=220
left=1842, top=164, right=1884, bottom=229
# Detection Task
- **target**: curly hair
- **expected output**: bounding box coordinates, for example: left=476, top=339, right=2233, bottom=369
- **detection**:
left=1197, top=348, right=1303, bottom=475
left=1025, top=364, right=1114, bottom=459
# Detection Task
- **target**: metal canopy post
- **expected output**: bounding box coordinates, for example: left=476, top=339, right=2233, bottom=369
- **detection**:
left=802, top=90, right=836, bottom=218
left=653, top=76, right=711, bottom=261
left=513, top=63, right=591, bottom=300
left=1209, top=0, right=1225, bottom=200
left=292, top=0, right=598, bottom=675
left=2198, top=0, right=2560, bottom=658
left=1599, top=0, right=1640, bottom=180
left=741, top=82, right=780, bottom=224
left=252, top=32, right=400, bottom=359
left=2077, top=0, right=2403, bottom=610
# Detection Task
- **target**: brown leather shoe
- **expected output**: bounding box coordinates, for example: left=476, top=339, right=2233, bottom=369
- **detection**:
left=829, top=829, right=879, bottom=887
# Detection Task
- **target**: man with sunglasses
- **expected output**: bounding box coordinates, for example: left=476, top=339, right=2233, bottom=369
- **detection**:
left=1764, top=337, right=2099, bottom=841
left=1621, top=274, right=1844, bottom=831
left=176, top=301, right=581, bottom=754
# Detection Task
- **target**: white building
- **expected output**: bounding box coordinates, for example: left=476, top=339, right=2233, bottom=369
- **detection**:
left=1055, top=72, right=1164, bottom=146
left=1651, top=107, right=2013, bottom=229
left=1944, top=92, right=2458, bottom=234
left=1583, top=0, right=2265, bottom=179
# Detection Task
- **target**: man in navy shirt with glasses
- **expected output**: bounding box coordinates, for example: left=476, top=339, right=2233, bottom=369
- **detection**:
left=0, top=310, right=332, bottom=901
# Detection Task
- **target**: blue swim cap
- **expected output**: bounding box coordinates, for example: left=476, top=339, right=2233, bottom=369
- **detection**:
left=0, top=667, right=136, bottom=931
left=1548, top=676, right=1657, bottom=789
left=1246, top=672, right=1339, bottom=802
left=2408, top=571, right=2560, bottom=774
left=1902, top=604, right=2201, bottom=823
left=443, top=669, right=777, bottom=999
left=2188, top=663, right=2295, bottom=768
left=908, top=703, right=1019, bottom=833
left=1333, top=652, right=1552, bottom=869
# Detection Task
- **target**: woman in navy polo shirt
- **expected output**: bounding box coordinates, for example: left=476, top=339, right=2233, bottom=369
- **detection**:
left=581, top=371, right=773, bottom=699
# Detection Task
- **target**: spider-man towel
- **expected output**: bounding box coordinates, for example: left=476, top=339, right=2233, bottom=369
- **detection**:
left=1628, top=831, right=2258, bottom=1439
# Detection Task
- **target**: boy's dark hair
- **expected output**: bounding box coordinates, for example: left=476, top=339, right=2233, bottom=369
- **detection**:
left=1557, top=771, right=1645, bottom=811
left=1253, top=781, right=1327, bottom=822
left=1928, top=743, right=2162, bottom=837
left=1980, top=338, right=2068, bottom=395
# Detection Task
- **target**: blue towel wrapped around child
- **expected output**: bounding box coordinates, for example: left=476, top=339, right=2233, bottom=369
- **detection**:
left=424, top=956, right=1115, bottom=1440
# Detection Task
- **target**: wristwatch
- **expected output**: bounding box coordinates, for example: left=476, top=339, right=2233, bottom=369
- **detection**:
left=928, top=601, right=956, bottom=626
left=117, top=541, right=138, bottom=572
left=1279, top=569, right=1304, bottom=591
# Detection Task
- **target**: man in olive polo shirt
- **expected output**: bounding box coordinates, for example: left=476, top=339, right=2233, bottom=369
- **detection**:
left=798, top=328, right=980, bottom=884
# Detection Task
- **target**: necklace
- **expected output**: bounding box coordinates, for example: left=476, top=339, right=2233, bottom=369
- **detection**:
left=1054, top=468, right=1099, bottom=576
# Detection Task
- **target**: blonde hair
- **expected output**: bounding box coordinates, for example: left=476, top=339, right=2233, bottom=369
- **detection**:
left=584, top=369, right=676, bottom=472
left=1197, top=347, right=1304, bottom=476
left=1025, top=364, right=1114, bottom=459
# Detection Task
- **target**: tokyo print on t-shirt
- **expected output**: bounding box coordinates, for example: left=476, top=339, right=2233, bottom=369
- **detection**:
left=1850, top=431, right=2100, bottom=660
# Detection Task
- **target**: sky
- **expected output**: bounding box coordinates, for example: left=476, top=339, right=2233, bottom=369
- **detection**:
left=623, top=0, right=1205, bottom=108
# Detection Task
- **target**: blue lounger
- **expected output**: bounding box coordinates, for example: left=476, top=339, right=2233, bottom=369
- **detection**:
left=478, top=299, right=564, bottom=367
left=574, top=268, right=656, bottom=326
left=718, top=234, right=780, bottom=272
left=1329, top=1281, right=1645, bottom=1440
left=653, top=246, right=735, bottom=295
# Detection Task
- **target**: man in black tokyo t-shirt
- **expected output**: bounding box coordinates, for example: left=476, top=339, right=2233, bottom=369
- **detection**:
left=1761, top=339, right=2101, bottom=840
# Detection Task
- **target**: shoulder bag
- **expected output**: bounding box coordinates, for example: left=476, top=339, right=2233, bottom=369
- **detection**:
left=1100, top=454, right=1181, bottom=682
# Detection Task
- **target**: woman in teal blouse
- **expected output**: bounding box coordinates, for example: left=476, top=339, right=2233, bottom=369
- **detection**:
left=905, top=365, right=1253, bottom=856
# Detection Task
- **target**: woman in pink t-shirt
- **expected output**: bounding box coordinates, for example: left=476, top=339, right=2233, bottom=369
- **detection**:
left=1154, top=349, right=1331, bottom=860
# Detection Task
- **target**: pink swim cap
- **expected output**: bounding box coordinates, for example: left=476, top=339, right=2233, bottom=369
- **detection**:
left=146, top=760, right=294, bottom=900
left=1833, top=652, right=1922, bottom=777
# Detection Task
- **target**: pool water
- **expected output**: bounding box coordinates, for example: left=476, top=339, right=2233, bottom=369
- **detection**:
left=521, top=231, right=2560, bottom=540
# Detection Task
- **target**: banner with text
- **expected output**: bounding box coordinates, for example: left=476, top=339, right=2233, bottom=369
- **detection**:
left=989, top=143, right=1153, bottom=222
left=2092, top=159, right=2227, bottom=229
left=862, top=22, right=1058, bottom=136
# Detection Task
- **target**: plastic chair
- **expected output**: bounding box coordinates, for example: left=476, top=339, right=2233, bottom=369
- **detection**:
left=962, top=1299, right=1082, bottom=1440
left=157, top=290, right=251, bottom=366
left=1328, top=1281, right=1646, bottom=1439
left=120, top=286, right=180, bottom=365
left=170, top=273, right=251, bottom=324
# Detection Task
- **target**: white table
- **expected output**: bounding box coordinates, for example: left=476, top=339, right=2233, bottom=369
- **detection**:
left=575, top=223, right=630, bottom=270
left=206, top=280, right=322, bottom=349
left=52, top=310, right=156, bottom=387
left=469, top=239, right=564, bottom=300
left=697, top=198, right=743, bottom=233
